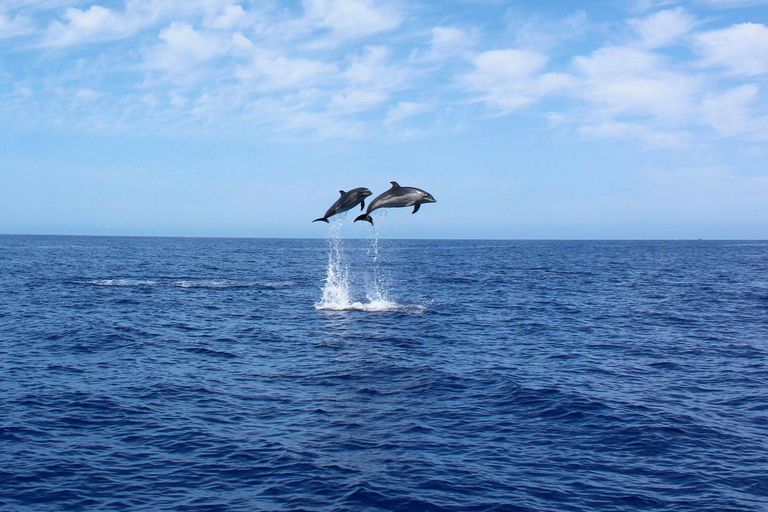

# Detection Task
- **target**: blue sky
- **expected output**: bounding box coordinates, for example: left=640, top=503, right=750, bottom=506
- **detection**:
left=1, top=0, right=768, bottom=238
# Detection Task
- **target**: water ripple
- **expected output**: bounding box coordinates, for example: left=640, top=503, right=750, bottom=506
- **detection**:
left=1, top=237, right=767, bottom=511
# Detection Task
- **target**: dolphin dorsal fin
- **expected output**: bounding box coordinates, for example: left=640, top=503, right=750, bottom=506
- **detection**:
left=389, top=181, right=400, bottom=189
left=339, top=190, right=346, bottom=196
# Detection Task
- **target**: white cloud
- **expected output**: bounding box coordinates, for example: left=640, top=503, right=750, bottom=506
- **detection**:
left=207, top=4, right=247, bottom=29
left=512, top=10, right=590, bottom=50
left=0, top=12, right=33, bottom=38
left=693, top=23, right=768, bottom=75
left=41, top=0, right=243, bottom=47
left=462, top=49, right=549, bottom=112
left=463, top=49, right=573, bottom=113
left=4, top=0, right=768, bottom=149
left=578, top=121, right=693, bottom=149
left=329, top=89, right=388, bottom=113
left=344, top=45, right=389, bottom=83
left=229, top=31, right=253, bottom=55
left=474, top=49, right=549, bottom=79
left=699, top=0, right=768, bottom=7
left=701, top=84, right=764, bottom=135
left=273, top=107, right=368, bottom=139
left=582, top=76, right=697, bottom=120
left=147, top=22, right=233, bottom=71
left=469, top=33, right=768, bottom=148
left=427, top=26, right=474, bottom=59
left=572, top=46, right=698, bottom=119
left=45, top=5, right=142, bottom=46
left=343, top=45, right=410, bottom=92
left=152, top=0, right=241, bottom=21
left=628, top=8, right=696, bottom=48
left=384, top=101, right=430, bottom=124
left=302, top=0, right=402, bottom=38
left=236, top=49, right=337, bottom=90
left=170, top=92, right=188, bottom=107
left=573, top=46, right=660, bottom=77
left=75, top=87, right=100, bottom=101
left=2, top=1, right=91, bottom=11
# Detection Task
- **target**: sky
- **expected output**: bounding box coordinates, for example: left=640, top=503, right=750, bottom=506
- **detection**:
left=1, top=0, right=768, bottom=239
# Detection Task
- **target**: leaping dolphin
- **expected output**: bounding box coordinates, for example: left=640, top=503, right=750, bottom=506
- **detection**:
left=313, top=187, right=372, bottom=223
left=354, top=182, right=436, bottom=225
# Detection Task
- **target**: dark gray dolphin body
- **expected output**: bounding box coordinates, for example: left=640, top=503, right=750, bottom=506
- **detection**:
left=313, top=187, right=372, bottom=223
left=354, top=182, right=436, bottom=225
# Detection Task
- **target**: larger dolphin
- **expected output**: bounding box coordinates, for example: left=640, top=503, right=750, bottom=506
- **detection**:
left=313, top=187, right=372, bottom=223
left=354, top=182, right=436, bottom=225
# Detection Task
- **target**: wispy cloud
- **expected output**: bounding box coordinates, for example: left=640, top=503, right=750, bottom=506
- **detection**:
left=628, top=7, right=696, bottom=48
left=0, top=11, right=34, bottom=38
left=39, top=0, right=242, bottom=47
left=698, top=0, right=768, bottom=7
left=701, top=84, right=768, bottom=137
left=302, top=0, right=402, bottom=40
left=462, top=49, right=560, bottom=113
left=579, top=122, right=694, bottom=149
left=693, top=22, right=768, bottom=75
left=384, top=101, right=430, bottom=124
left=426, top=26, right=476, bottom=60
left=44, top=5, right=145, bottom=46
left=1, top=0, right=767, bottom=147
left=510, top=10, right=591, bottom=50
left=146, top=22, right=235, bottom=71
left=573, top=46, right=699, bottom=120
left=235, top=49, right=338, bottom=91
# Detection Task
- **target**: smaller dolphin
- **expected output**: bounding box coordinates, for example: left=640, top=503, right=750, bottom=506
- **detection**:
left=354, top=182, right=436, bottom=225
left=313, top=187, right=372, bottom=223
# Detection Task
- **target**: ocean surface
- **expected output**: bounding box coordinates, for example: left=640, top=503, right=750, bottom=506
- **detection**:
left=2, top=232, right=767, bottom=511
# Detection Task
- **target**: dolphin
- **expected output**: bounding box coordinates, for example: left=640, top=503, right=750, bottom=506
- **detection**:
left=313, top=187, right=372, bottom=223
left=354, top=182, right=436, bottom=225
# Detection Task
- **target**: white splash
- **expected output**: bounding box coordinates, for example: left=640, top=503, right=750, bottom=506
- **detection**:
left=365, top=211, right=392, bottom=305
left=315, top=216, right=353, bottom=310
left=314, top=211, right=427, bottom=313
left=316, top=214, right=399, bottom=312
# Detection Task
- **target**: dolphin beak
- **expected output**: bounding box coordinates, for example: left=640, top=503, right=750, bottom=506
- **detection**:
left=427, top=195, right=436, bottom=203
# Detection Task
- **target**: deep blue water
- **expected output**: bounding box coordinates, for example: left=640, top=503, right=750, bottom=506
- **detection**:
left=1, top=235, right=768, bottom=511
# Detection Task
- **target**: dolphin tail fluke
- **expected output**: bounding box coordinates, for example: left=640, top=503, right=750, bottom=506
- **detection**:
left=312, top=217, right=329, bottom=223
left=354, top=213, right=373, bottom=225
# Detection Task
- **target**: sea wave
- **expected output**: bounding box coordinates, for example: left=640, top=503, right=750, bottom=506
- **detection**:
left=86, top=279, right=156, bottom=286
left=4, top=236, right=767, bottom=512
left=172, top=280, right=244, bottom=289
left=82, top=279, right=289, bottom=290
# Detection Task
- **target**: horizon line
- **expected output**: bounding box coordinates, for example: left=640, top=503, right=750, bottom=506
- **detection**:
left=1, top=233, right=766, bottom=242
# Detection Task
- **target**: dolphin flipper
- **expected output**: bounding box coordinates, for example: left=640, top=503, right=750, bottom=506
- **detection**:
left=412, top=204, right=420, bottom=214
left=360, top=200, right=365, bottom=211
left=312, top=217, right=329, bottom=223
